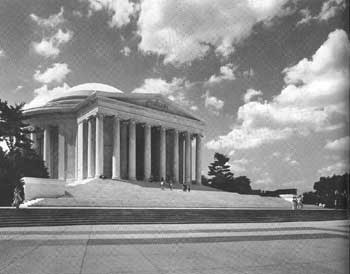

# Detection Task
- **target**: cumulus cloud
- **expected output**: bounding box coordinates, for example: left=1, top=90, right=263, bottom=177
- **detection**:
left=318, top=160, right=349, bottom=176
left=30, top=7, right=65, bottom=28
left=297, top=0, right=346, bottom=25
left=206, top=64, right=236, bottom=84
left=202, top=91, right=224, bottom=116
left=34, top=63, right=71, bottom=84
left=243, top=89, right=263, bottom=103
left=24, top=83, right=70, bottom=109
left=33, top=29, right=73, bottom=58
left=206, top=29, right=349, bottom=152
left=132, top=77, right=197, bottom=110
left=243, top=68, right=255, bottom=78
left=324, top=136, right=350, bottom=151
left=85, top=0, right=138, bottom=28
left=283, top=154, right=299, bottom=166
left=132, top=77, right=184, bottom=95
left=137, top=0, right=290, bottom=64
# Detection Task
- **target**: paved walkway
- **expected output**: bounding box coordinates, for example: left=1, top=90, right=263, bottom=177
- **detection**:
left=0, top=221, right=348, bottom=274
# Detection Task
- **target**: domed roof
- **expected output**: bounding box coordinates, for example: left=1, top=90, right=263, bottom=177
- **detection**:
left=66, top=83, right=124, bottom=96
left=46, top=83, right=124, bottom=106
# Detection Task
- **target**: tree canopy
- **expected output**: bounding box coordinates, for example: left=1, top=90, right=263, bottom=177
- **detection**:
left=0, top=100, right=48, bottom=206
left=206, top=152, right=252, bottom=194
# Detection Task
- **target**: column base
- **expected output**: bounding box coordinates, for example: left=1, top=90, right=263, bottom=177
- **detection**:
left=112, top=176, right=120, bottom=180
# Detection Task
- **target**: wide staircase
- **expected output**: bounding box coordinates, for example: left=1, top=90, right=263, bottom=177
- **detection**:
left=0, top=208, right=347, bottom=227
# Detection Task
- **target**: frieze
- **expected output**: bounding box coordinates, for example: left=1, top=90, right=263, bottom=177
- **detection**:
left=145, top=99, right=168, bottom=111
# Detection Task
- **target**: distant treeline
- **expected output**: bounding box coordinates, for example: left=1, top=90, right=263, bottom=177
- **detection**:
left=302, top=173, right=349, bottom=209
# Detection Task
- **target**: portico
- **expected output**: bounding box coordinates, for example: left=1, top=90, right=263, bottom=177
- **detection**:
left=24, top=83, right=205, bottom=185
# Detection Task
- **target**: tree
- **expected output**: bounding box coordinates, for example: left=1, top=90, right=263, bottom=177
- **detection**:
left=0, top=100, right=48, bottom=206
left=207, top=152, right=252, bottom=194
left=303, top=173, right=349, bottom=208
left=0, top=100, right=32, bottom=151
left=208, top=153, right=234, bottom=188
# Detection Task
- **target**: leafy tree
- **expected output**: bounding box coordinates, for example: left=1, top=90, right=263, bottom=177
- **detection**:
left=0, top=100, right=48, bottom=206
left=208, top=153, right=234, bottom=186
left=0, top=100, right=32, bottom=151
left=207, top=152, right=252, bottom=194
left=303, top=173, right=349, bottom=208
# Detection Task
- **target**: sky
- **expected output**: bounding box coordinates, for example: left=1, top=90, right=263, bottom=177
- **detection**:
left=0, top=0, right=349, bottom=192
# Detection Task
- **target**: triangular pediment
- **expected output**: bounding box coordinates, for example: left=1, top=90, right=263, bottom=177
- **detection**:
left=102, top=94, right=202, bottom=122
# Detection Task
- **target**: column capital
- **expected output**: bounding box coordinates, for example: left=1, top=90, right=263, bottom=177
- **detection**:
left=95, top=113, right=105, bottom=119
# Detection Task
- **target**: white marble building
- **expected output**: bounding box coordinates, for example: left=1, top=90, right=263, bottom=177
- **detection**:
left=24, top=83, right=205, bottom=185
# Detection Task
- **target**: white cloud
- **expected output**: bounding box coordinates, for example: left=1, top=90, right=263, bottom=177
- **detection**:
left=324, top=136, right=350, bottom=151
left=132, top=78, right=183, bottom=95
left=207, top=64, right=236, bottom=84
left=318, top=0, right=346, bottom=21
left=318, top=160, right=349, bottom=176
left=297, top=0, right=346, bottom=25
left=0, top=48, right=4, bottom=58
left=283, top=154, right=299, bottom=166
left=30, top=7, right=65, bottom=28
left=34, top=63, right=71, bottom=84
left=202, top=91, right=224, bottom=116
left=24, top=83, right=70, bottom=109
left=33, top=29, right=73, bottom=58
left=229, top=158, right=251, bottom=174
left=137, top=0, right=290, bottom=64
left=206, top=29, right=349, bottom=151
left=85, top=0, right=138, bottom=28
left=15, top=85, right=23, bottom=91
left=243, top=89, right=263, bottom=103
left=132, top=77, right=196, bottom=108
left=243, top=68, right=255, bottom=78
left=190, top=105, right=198, bottom=111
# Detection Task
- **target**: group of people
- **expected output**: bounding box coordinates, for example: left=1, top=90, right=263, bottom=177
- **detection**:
left=159, top=176, right=191, bottom=192
left=292, top=195, right=303, bottom=210
left=160, top=176, right=173, bottom=190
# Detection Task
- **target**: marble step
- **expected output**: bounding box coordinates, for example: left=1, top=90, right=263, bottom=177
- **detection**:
left=0, top=209, right=347, bottom=227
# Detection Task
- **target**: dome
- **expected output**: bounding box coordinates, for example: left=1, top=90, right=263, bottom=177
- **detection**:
left=66, top=83, right=124, bottom=96
left=46, top=83, right=124, bottom=106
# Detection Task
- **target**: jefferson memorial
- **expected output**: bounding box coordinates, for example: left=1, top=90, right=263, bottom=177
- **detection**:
left=24, top=83, right=205, bottom=185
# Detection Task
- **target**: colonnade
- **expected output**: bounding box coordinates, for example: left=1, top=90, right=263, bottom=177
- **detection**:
left=75, top=114, right=202, bottom=184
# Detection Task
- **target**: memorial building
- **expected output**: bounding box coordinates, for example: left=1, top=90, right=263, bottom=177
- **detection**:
left=24, top=83, right=205, bottom=185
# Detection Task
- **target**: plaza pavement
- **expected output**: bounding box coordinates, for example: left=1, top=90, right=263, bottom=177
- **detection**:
left=0, top=220, right=348, bottom=274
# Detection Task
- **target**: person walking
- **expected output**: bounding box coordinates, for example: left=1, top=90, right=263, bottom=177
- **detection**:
left=292, top=196, right=297, bottom=210
left=160, top=177, right=165, bottom=190
left=297, top=195, right=303, bottom=209
left=168, top=177, right=173, bottom=190
left=12, top=186, right=23, bottom=209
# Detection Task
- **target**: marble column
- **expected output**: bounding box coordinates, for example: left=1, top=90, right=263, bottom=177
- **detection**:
left=112, top=116, right=120, bottom=180
left=195, top=134, right=202, bottom=185
left=173, top=129, right=179, bottom=183
left=144, top=124, right=151, bottom=181
left=185, top=132, right=191, bottom=184
left=58, top=129, right=65, bottom=180
left=160, top=127, right=166, bottom=180
left=43, top=127, right=51, bottom=177
left=30, top=131, right=38, bottom=151
left=179, top=134, right=184, bottom=184
left=87, top=118, right=94, bottom=178
left=128, top=120, right=136, bottom=180
left=95, top=114, right=104, bottom=178
left=77, top=121, right=84, bottom=180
